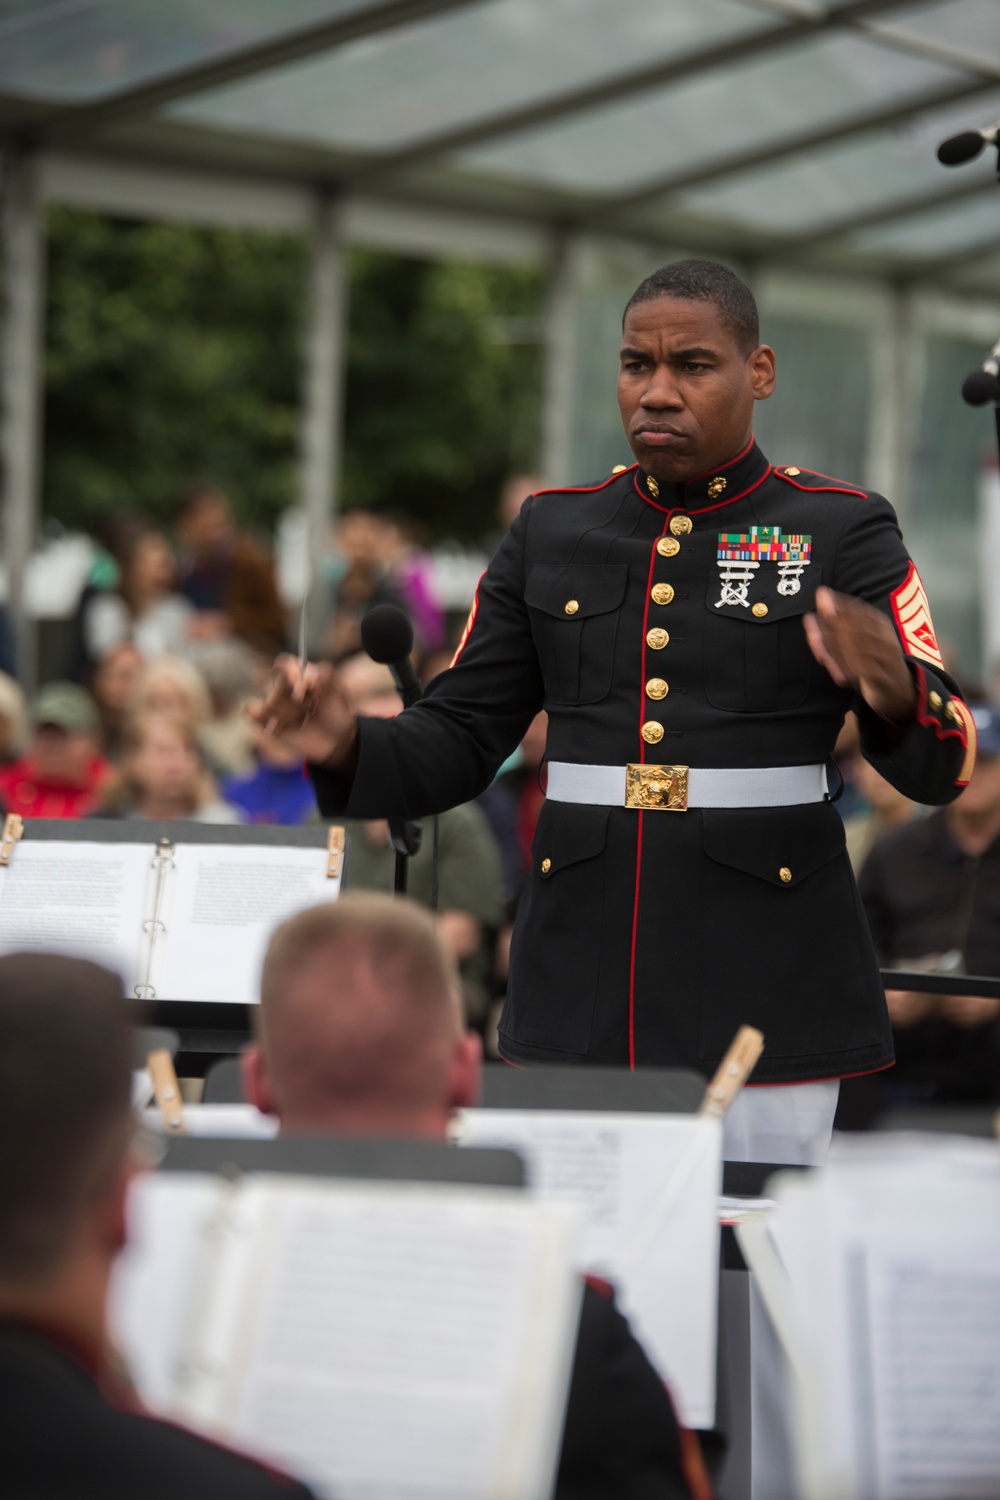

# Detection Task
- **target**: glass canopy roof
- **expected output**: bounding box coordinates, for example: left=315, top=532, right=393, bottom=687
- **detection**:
left=1, top=0, right=998, bottom=286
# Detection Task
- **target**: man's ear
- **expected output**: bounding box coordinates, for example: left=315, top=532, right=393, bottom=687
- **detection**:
left=241, top=1044, right=278, bottom=1117
left=97, top=1152, right=144, bottom=1259
left=447, top=1031, right=482, bottom=1114
left=749, top=344, right=776, bottom=401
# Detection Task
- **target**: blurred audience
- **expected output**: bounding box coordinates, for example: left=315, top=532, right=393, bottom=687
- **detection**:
left=484, top=473, right=546, bottom=556
left=0, top=672, right=28, bottom=766
left=189, top=639, right=260, bottom=778
left=842, top=757, right=921, bottom=873
left=854, top=703, right=1000, bottom=1109
left=176, top=483, right=286, bottom=657
left=81, top=523, right=193, bottom=670
left=380, top=513, right=445, bottom=655
left=93, top=711, right=242, bottom=824
left=477, top=710, right=548, bottom=996
left=243, top=895, right=706, bottom=1500
left=331, top=653, right=504, bottom=1030
left=223, top=727, right=317, bottom=826
left=89, top=644, right=143, bottom=764
left=0, top=683, right=109, bottom=819
left=0, top=953, right=315, bottom=1499
left=322, top=509, right=405, bottom=661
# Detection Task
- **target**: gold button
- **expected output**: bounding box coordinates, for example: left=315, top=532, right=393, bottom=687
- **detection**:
left=779, top=867, right=792, bottom=884
left=784, top=467, right=801, bottom=477
left=669, top=514, right=693, bottom=536
left=929, top=691, right=942, bottom=711
left=651, top=582, right=674, bottom=605
left=564, top=599, right=579, bottom=615
left=612, top=463, right=628, bottom=474
left=541, top=857, right=552, bottom=875
left=947, top=702, right=962, bottom=724
left=646, top=628, right=669, bottom=650
left=646, top=678, right=669, bottom=700
left=655, top=536, right=680, bottom=559
left=751, top=602, right=769, bottom=618
left=641, top=720, right=664, bottom=745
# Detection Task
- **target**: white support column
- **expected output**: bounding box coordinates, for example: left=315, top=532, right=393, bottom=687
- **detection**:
left=0, top=153, right=46, bottom=687
left=540, top=232, right=579, bottom=486
left=866, top=285, right=918, bottom=522
left=299, top=193, right=349, bottom=652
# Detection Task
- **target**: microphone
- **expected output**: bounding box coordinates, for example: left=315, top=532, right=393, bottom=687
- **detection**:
left=962, top=336, right=1000, bottom=406
left=938, top=122, right=1000, bottom=167
left=360, top=604, right=423, bottom=708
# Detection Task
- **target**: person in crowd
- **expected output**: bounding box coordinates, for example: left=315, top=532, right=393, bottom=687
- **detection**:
left=81, top=523, right=193, bottom=669
left=0, top=682, right=109, bottom=818
left=856, top=702, right=1000, bottom=1107
left=93, top=711, right=242, bottom=824
left=482, top=473, right=547, bottom=557
left=89, top=643, right=143, bottom=764
left=189, top=638, right=261, bottom=779
left=333, top=652, right=505, bottom=1031
left=380, top=512, right=446, bottom=655
left=135, top=654, right=213, bottom=728
left=223, top=726, right=317, bottom=826
left=843, top=756, right=921, bottom=874
left=243, top=894, right=708, bottom=1500
left=176, top=483, right=287, bottom=658
left=321, top=509, right=406, bottom=661
left=0, top=952, right=316, bottom=1499
left=0, top=670, right=28, bottom=766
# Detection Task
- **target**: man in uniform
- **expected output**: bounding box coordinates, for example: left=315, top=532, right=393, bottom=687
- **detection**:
left=257, top=260, right=974, bottom=1161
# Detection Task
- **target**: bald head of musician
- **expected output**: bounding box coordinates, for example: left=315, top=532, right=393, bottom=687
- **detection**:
left=244, top=893, right=481, bottom=1138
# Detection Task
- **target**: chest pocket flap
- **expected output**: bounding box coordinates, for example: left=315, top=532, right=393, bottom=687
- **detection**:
left=702, top=804, right=844, bottom=888
left=526, top=563, right=628, bottom=618
left=706, top=566, right=822, bottom=622
left=526, top=564, right=628, bottom=705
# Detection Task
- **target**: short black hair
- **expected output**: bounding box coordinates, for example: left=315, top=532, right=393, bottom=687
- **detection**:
left=623, top=259, right=759, bottom=355
left=0, top=955, right=131, bottom=1279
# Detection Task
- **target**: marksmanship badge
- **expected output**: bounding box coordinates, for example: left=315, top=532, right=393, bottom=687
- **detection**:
left=715, top=527, right=812, bottom=608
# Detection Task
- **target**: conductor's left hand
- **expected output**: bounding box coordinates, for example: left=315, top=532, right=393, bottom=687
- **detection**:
left=804, top=587, right=916, bottom=723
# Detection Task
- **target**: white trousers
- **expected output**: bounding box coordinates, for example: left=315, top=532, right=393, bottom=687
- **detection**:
left=722, top=1080, right=840, bottom=1167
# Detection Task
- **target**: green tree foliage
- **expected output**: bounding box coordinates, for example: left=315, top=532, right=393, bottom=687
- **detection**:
left=42, top=208, right=544, bottom=543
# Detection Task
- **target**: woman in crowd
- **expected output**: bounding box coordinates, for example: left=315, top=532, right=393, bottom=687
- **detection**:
left=82, top=524, right=193, bottom=668
left=0, top=672, right=28, bottom=765
left=94, top=711, right=242, bottom=824
left=89, top=643, right=143, bottom=764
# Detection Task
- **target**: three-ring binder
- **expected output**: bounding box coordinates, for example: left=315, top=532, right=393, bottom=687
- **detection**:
left=135, top=838, right=174, bottom=1000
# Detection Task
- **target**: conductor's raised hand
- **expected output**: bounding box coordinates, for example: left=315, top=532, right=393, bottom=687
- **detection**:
left=247, top=655, right=357, bottom=767
left=803, top=587, right=916, bottom=723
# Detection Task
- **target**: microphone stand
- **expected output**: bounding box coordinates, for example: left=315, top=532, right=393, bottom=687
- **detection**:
left=389, top=815, right=422, bottom=896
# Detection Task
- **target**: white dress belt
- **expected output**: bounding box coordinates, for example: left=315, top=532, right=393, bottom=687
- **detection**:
left=546, top=761, right=828, bottom=810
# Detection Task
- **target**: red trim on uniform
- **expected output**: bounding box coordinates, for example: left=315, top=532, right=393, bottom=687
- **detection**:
left=745, top=1061, right=894, bottom=1086
left=532, top=468, right=635, bottom=499
left=634, top=465, right=772, bottom=515
left=889, top=561, right=945, bottom=669
left=583, top=1274, right=615, bottom=1299
left=449, top=573, right=484, bottom=667
left=686, top=432, right=755, bottom=483
left=908, top=659, right=975, bottom=786
left=774, top=467, right=866, bottom=497
left=678, top=1422, right=715, bottom=1500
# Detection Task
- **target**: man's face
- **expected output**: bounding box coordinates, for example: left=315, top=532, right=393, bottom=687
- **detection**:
left=31, top=726, right=96, bottom=784
left=956, top=752, right=1000, bottom=817
left=181, top=494, right=232, bottom=556
left=617, top=297, right=775, bottom=484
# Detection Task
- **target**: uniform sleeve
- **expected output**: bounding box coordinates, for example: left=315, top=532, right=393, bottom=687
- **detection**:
left=310, top=506, right=544, bottom=820
left=830, top=493, right=975, bottom=805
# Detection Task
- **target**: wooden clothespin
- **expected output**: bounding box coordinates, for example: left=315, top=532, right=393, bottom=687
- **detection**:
left=327, top=825, right=345, bottom=880
left=147, top=1048, right=185, bottom=1135
left=0, top=813, right=24, bottom=867
left=699, top=1025, right=764, bottom=1120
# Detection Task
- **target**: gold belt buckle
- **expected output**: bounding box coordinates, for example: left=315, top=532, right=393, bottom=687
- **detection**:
left=625, top=763, right=689, bottom=811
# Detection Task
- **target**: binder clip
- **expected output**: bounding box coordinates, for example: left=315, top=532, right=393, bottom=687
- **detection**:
left=327, top=826, right=345, bottom=880
left=0, top=814, right=23, bottom=867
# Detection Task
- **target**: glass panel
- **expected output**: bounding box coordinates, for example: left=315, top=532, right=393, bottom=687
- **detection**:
left=171, top=0, right=773, bottom=153
left=752, top=317, right=871, bottom=484
left=456, top=32, right=967, bottom=195
left=879, top=0, right=1000, bottom=72
left=0, top=0, right=358, bottom=102
left=668, top=88, right=1000, bottom=233
left=854, top=192, right=1000, bottom=255
left=907, top=334, right=994, bottom=681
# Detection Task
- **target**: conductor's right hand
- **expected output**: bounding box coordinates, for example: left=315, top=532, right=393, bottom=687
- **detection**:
left=248, top=655, right=357, bottom=768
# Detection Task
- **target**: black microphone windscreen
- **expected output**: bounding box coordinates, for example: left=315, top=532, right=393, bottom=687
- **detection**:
left=962, top=369, right=1000, bottom=406
left=937, top=131, right=986, bottom=166
left=361, top=604, right=415, bottom=665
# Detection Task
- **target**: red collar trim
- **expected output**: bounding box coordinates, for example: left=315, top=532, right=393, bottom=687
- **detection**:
left=687, top=433, right=755, bottom=483
left=532, top=467, right=634, bottom=499
left=635, top=465, right=773, bottom=515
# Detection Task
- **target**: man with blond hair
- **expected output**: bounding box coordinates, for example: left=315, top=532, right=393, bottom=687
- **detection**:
left=244, top=893, right=709, bottom=1500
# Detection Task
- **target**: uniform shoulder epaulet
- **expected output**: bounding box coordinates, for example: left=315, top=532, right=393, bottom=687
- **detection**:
left=774, top=465, right=867, bottom=497
left=533, top=464, right=636, bottom=499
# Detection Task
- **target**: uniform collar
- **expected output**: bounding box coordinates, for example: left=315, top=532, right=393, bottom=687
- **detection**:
left=634, top=435, right=771, bottom=514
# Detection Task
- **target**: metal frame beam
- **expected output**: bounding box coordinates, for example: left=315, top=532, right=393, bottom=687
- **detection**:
left=21, top=0, right=492, bottom=148
left=342, top=0, right=945, bottom=184
left=0, top=152, right=45, bottom=687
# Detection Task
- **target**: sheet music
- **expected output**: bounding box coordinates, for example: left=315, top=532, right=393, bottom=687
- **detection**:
left=456, top=1109, right=721, bottom=1427
left=0, top=839, right=151, bottom=983
left=154, top=844, right=338, bottom=1002
left=172, top=1178, right=581, bottom=1500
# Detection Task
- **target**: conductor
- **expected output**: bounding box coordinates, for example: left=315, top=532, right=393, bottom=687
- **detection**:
left=258, top=259, right=974, bottom=1160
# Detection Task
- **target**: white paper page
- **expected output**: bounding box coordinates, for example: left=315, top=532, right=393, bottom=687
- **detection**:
left=176, top=1178, right=581, bottom=1500
left=155, top=844, right=338, bottom=1002
left=0, top=839, right=151, bottom=987
left=140, top=1104, right=278, bottom=1139
left=110, top=1173, right=222, bottom=1412
left=456, top=1109, right=722, bottom=1427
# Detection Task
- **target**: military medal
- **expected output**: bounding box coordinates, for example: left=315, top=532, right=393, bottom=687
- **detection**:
left=775, top=533, right=812, bottom=596
left=715, top=526, right=812, bottom=607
